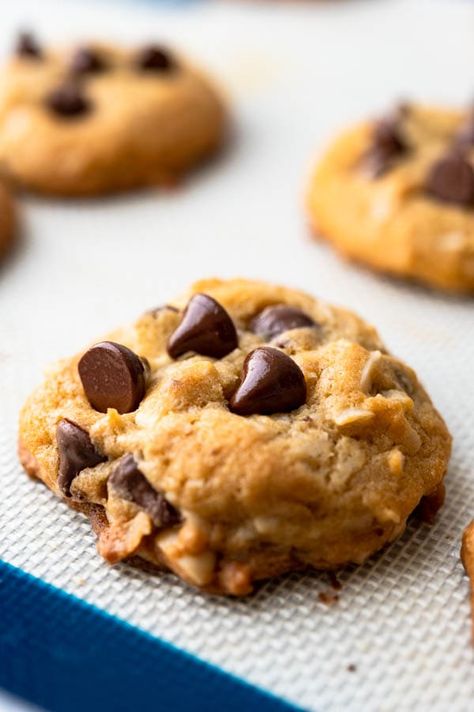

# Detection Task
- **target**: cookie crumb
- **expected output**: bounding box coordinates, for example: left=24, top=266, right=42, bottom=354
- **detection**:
left=318, top=591, right=339, bottom=606
left=328, top=572, right=342, bottom=591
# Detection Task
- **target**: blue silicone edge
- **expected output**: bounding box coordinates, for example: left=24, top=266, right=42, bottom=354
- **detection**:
left=0, top=559, right=304, bottom=712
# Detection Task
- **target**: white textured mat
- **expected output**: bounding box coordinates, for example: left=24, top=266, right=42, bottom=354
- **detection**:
left=1, top=0, right=473, bottom=710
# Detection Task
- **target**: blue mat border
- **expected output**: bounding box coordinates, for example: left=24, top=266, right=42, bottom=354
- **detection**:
left=0, top=559, right=304, bottom=712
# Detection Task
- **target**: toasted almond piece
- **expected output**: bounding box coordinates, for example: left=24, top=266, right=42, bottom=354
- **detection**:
left=177, top=551, right=216, bottom=587
left=98, top=511, right=152, bottom=563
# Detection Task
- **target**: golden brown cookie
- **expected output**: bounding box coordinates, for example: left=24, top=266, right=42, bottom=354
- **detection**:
left=0, top=179, right=17, bottom=260
left=461, top=521, right=474, bottom=643
left=19, top=278, right=451, bottom=595
left=0, top=33, right=227, bottom=196
left=307, top=103, right=474, bottom=293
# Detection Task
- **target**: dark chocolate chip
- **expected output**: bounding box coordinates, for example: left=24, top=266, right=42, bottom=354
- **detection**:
left=109, top=454, right=180, bottom=527
left=45, top=83, right=92, bottom=118
left=70, top=47, right=107, bottom=75
left=167, top=294, right=238, bottom=359
left=78, top=341, right=147, bottom=414
left=373, top=119, right=406, bottom=154
left=251, top=304, right=316, bottom=340
left=134, top=45, right=175, bottom=73
left=15, top=31, right=42, bottom=60
left=56, top=418, right=106, bottom=496
left=425, top=154, right=474, bottom=207
left=364, top=116, right=407, bottom=178
left=229, top=346, right=306, bottom=416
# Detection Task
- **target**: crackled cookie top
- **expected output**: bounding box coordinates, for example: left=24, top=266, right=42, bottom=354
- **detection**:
left=308, top=103, right=474, bottom=293
left=0, top=32, right=227, bottom=195
left=19, top=279, right=451, bottom=595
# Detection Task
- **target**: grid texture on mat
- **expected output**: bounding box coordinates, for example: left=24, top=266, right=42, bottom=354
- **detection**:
left=1, top=0, right=474, bottom=710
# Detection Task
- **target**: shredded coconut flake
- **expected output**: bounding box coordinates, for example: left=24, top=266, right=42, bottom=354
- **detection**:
left=334, top=408, right=374, bottom=427
left=360, top=350, right=383, bottom=393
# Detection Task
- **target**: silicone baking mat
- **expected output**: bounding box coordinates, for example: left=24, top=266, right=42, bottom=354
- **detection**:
left=1, top=0, right=473, bottom=709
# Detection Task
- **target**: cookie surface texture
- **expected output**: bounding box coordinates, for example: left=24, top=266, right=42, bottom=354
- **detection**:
left=307, top=104, right=474, bottom=293
left=19, top=278, right=452, bottom=595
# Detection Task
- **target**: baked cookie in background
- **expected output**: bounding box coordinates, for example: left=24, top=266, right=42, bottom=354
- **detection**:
left=19, top=278, right=451, bottom=596
left=0, top=178, right=17, bottom=262
left=307, top=103, right=474, bottom=294
left=461, top=521, right=474, bottom=643
left=0, top=32, right=227, bottom=196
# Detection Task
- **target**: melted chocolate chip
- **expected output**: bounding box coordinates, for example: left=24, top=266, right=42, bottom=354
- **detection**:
left=109, top=454, right=180, bottom=527
left=16, top=31, right=42, bottom=59
left=134, top=45, right=175, bottom=73
left=56, top=418, right=106, bottom=496
left=251, top=305, right=316, bottom=340
left=364, top=116, right=407, bottom=178
left=167, top=294, right=238, bottom=359
left=425, top=154, right=474, bottom=207
left=70, top=47, right=107, bottom=75
left=229, top=347, right=306, bottom=416
left=45, top=83, right=92, bottom=118
left=78, top=341, right=147, bottom=414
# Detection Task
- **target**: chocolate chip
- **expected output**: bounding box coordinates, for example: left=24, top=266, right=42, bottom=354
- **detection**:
left=70, top=47, right=107, bottom=75
left=425, top=154, right=474, bottom=207
left=45, top=83, right=92, bottom=118
left=229, top=347, right=306, bottom=416
left=78, top=341, right=147, bottom=414
left=56, top=419, right=106, bottom=496
left=15, top=31, right=42, bottom=59
left=134, top=45, right=175, bottom=73
left=109, top=454, right=180, bottom=527
left=251, top=305, right=316, bottom=340
left=364, top=116, right=407, bottom=178
left=167, top=294, right=238, bottom=359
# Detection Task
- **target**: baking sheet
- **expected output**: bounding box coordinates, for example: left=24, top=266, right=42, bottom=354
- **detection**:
left=1, top=0, right=473, bottom=709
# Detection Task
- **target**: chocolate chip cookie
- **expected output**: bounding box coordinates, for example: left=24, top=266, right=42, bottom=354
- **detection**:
left=0, top=32, right=227, bottom=196
left=18, top=279, right=451, bottom=595
left=307, top=103, right=474, bottom=293
left=0, top=179, right=17, bottom=261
